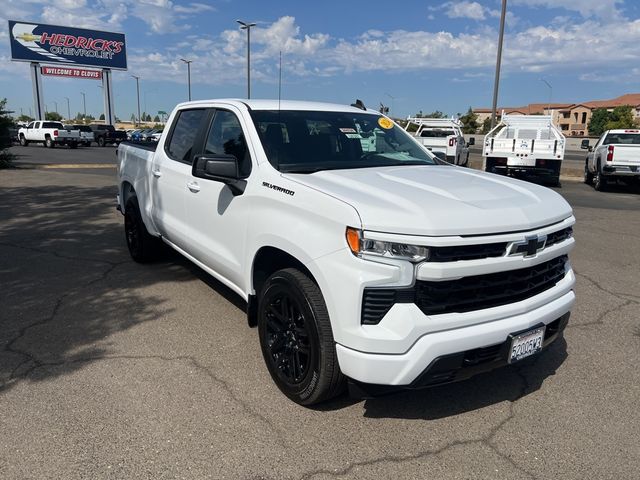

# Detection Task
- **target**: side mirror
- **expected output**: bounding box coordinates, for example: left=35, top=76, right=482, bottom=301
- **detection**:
left=588, top=146, right=593, bottom=152
left=193, top=154, right=246, bottom=195
left=467, top=137, right=475, bottom=146
left=580, top=139, right=590, bottom=150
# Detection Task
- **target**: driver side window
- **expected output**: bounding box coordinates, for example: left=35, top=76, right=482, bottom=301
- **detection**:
left=204, top=110, right=252, bottom=177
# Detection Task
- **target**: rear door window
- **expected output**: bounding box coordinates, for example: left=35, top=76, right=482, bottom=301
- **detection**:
left=166, top=109, right=207, bottom=164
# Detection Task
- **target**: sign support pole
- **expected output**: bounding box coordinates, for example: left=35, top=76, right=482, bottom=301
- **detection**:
left=102, top=68, right=115, bottom=126
left=30, top=62, right=45, bottom=120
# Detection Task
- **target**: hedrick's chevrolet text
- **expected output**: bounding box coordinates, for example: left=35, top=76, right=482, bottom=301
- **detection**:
left=117, top=99, right=575, bottom=405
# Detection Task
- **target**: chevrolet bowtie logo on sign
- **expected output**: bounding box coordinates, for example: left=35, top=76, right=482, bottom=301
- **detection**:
left=508, top=235, right=547, bottom=257
left=8, top=20, right=127, bottom=70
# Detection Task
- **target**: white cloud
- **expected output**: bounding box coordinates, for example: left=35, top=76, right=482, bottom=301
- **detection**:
left=444, top=1, right=487, bottom=21
left=511, top=0, right=623, bottom=19
left=174, top=2, right=215, bottom=14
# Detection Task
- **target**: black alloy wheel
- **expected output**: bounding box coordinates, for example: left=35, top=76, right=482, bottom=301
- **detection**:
left=263, top=288, right=315, bottom=387
left=124, top=197, right=161, bottom=263
left=98, top=136, right=105, bottom=147
left=258, top=268, right=345, bottom=405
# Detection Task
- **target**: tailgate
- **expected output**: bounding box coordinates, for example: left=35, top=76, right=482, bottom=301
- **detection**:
left=611, top=145, right=640, bottom=165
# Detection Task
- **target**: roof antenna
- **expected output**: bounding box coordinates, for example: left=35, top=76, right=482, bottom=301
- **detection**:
left=351, top=99, right=366, bottom=111
left=278, top=50, right=282, bottom=110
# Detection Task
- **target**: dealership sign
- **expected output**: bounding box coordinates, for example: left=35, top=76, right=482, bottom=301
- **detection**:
left=41, top=66, right=103, bottom=79
left=8, top=20, right=127, bottom=70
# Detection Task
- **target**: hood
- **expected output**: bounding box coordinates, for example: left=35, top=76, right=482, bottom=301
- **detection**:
left=286, top=166, right=572, bottom=236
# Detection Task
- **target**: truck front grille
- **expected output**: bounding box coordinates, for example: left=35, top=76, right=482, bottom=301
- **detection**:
left=361, top=256, right=567, bottom=324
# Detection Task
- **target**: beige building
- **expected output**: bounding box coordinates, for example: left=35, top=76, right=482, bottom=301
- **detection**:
left=474, top=93, right=640, bottom=137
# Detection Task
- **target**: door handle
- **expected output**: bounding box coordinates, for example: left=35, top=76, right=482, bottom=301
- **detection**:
left=152, top=170, right=162, bottom=178
left=187, top=181, right=201, bottom=193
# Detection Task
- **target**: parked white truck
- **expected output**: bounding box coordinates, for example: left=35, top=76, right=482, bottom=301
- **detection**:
left=581, top=129, right=640, bottom=191
left=404, top=117, right=471, bottom=165
left=117, top=99, right=576, bottom=405
left=18, top=121, right=81, bottom=148
left=483, top=113, right=565, bottom=185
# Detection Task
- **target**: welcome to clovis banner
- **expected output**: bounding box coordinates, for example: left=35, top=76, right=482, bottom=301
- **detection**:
left=8, top=20, right=127, bottom=70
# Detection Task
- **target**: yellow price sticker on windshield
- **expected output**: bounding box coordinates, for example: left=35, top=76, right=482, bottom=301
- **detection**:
left=378, top=117, right=393, bottom=129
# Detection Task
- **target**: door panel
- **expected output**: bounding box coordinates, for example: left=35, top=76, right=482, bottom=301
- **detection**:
left=151, top=108, right=208, bottom=251
left=185, top=108, right=253, bottom=290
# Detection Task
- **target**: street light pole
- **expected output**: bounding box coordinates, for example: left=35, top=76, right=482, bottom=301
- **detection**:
left=80, top=91, right=86, bottom=119
left=64, top=97, right=70, bottom=121
left=131, top=75, right=141, bottom=126
left=541, top=78, right=552, bottom=114
left=490, top=0, right=507, bottom=130
left=53, top=101, right=58, bottom=114
left=180, top=58, right=193, bottom=101
left=237, top=20, right=256, bottom=99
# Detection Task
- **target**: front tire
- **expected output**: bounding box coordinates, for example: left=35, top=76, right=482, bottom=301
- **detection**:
left=124, top=196, right=162, bottom=263
left=258, top=268, right=345, bottom=405
left=19, top=135, right=28, bottom=146
left=97, top=136, right=105, bottom=147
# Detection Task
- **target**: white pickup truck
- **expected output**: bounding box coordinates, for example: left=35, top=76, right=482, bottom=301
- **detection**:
left=483, top=113, right=565, bottom=186
left=404, top=117, right=471, bottom=166
left=117, top=99, right=576, bottom=405
left=18, top=121, right=81, bottom=148
left=582, top=129, right=640, bottom=191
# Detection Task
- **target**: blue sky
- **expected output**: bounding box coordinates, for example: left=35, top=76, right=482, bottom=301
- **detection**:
left=1, top=0, right=640, bottom=120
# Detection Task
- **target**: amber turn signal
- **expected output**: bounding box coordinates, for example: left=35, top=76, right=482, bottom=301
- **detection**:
left=345, top=227, right=361, bottom=255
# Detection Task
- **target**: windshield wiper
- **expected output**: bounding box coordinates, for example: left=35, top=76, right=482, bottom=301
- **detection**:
left=281, top=167, right=331, bottom=174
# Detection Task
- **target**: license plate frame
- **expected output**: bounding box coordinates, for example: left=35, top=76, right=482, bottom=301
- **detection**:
left=507, top=324, right=546, bottom=364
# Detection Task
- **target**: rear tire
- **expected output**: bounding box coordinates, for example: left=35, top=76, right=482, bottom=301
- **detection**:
left=584, top=162, right=593, bottom=185
left=45, top=137, right=54, bottom=148
left=97, top=136, right=105, bottom=147
left=594, top=161, right=607, bottom=191
left=124, top=196, right=162, bottom=263
left=69, top=143, right=78, bottom=149
left=258, top=268, right=345, bottom=406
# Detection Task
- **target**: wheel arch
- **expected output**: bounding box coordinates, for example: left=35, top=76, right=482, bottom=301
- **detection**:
left=247, top=246, right=318, bottom=327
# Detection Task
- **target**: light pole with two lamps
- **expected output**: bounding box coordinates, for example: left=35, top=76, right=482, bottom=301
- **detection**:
left=237, top=20, right=256, bottom=99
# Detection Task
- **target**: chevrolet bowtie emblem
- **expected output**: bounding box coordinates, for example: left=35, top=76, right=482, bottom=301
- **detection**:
left=509, top=235, right=547, bottom=257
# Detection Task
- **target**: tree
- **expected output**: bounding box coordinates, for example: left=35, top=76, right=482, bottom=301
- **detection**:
left=588, top=108, right=610, bottom=136
left=0, top=98, right=15, bottom=168
left=605, top=105, right=636, bottom=130
left=481, top=117, right=492, bottom=134
left=419, top=110, right=446, bottom=119
left=99, top=113, right=105, bottom=120
left=45, top=111, right=63, bottom=121
left=17, top=114, right=34, bottom=122
left=459, top=107, right=479, bottom=134
left=153, top=115, right=160, bottom=122
left=146, top=113, right=152, bottom=122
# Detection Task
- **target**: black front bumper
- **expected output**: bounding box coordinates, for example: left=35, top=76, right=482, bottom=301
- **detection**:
left=348, top=313, right=570, bottom=399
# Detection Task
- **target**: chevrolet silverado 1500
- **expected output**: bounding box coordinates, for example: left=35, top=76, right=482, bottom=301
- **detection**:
left=582, top=129, right=640, bottom=191
left=117, top=99, right=576, bottom=405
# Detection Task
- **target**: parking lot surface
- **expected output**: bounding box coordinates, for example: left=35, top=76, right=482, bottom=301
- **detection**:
left=0, top=158, right=639, bottom=479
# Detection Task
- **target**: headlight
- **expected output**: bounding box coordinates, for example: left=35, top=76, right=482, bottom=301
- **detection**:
left=346, top=227, right=429, bottom=263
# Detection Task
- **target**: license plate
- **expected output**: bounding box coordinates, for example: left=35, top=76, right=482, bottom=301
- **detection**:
left=508, top=326, right=545, bottom=363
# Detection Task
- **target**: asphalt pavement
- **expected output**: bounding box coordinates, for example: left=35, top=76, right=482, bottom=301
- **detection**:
left=0, top=155, right=639, bottom=479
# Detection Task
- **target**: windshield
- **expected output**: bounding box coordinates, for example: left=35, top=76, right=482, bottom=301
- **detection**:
left=250, top=110, right=440, bottom=173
